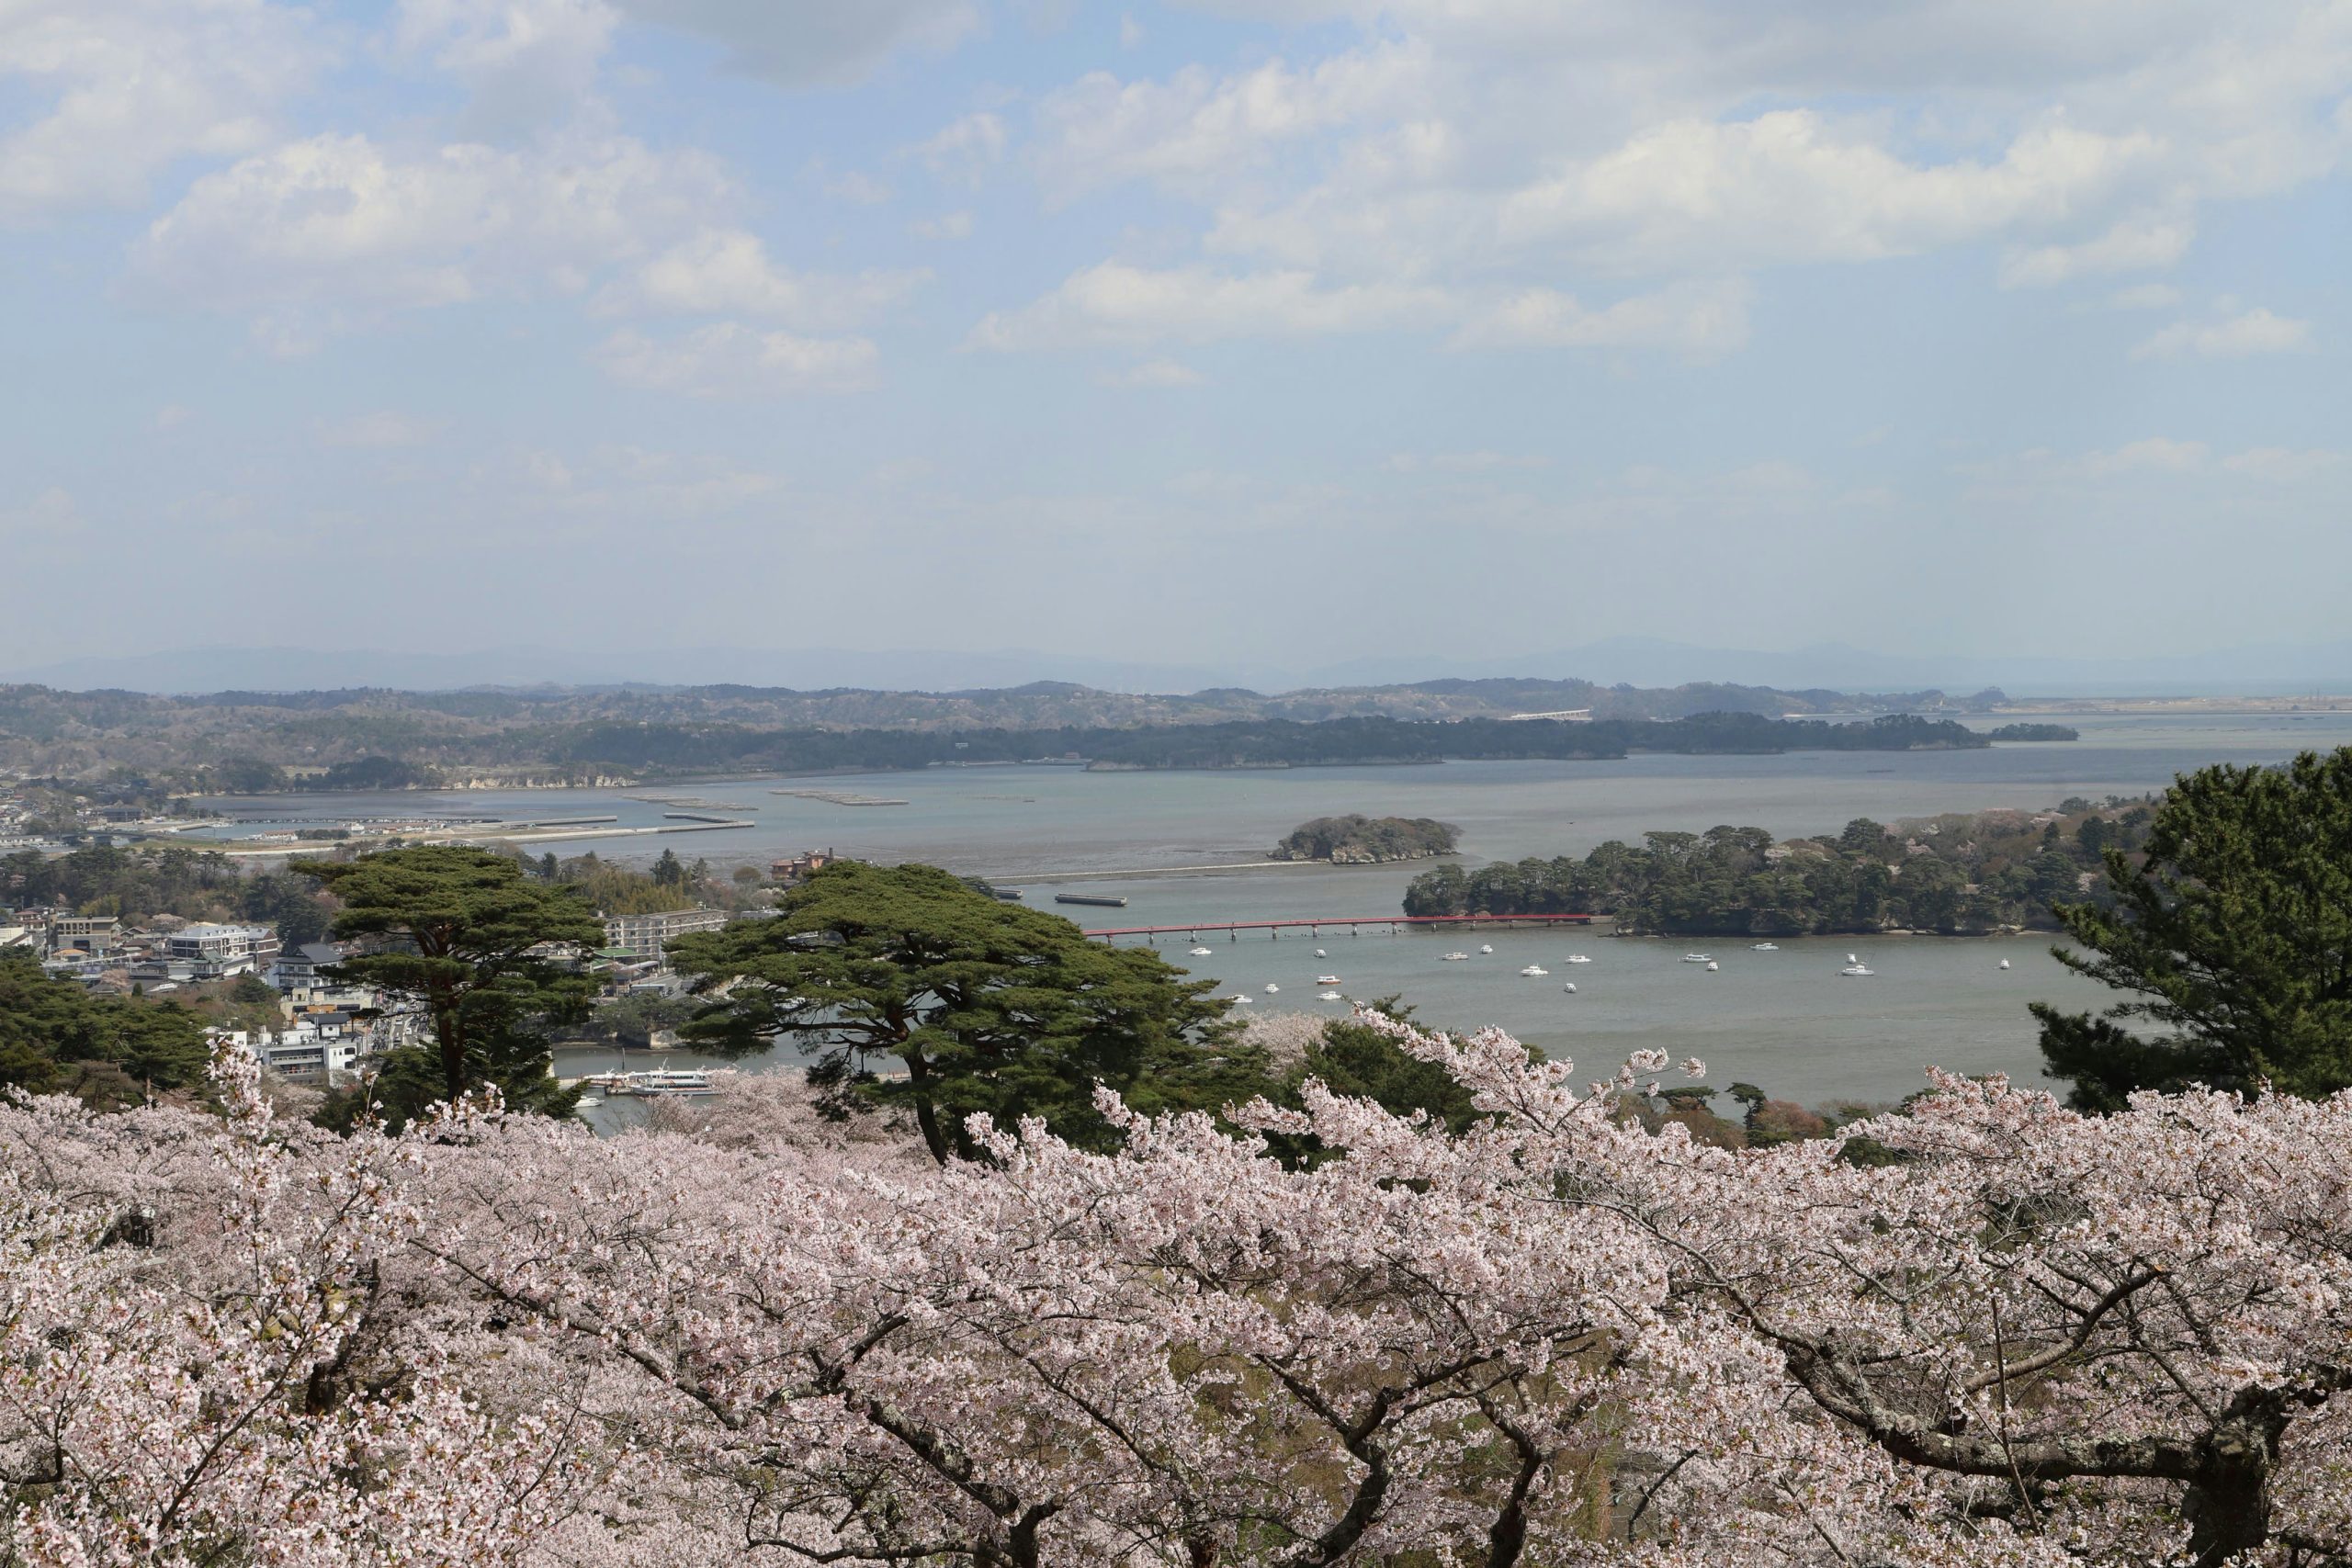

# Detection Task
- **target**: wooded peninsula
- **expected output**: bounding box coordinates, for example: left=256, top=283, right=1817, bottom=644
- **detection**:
left=1402, top=798, right=2152, bottom=935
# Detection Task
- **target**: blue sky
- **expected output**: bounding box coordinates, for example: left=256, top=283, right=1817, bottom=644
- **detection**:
left=3, top=0, right=2347, bottom=680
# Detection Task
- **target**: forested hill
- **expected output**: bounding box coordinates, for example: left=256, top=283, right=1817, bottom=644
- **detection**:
left=5, top=705, right=1998, bottom=793
left=0, top=675, right=2008, bottom=781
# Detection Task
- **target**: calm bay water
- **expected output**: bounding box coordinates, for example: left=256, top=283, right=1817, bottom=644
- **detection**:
left=198, top=710, right=2352, bottom=1111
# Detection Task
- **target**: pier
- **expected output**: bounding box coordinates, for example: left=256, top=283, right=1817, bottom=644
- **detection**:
left=1083, top=913, right=1596, bottom=942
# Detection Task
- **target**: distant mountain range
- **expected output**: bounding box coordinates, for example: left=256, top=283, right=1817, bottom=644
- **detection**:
left=6, top=637, right=2350, bottom=698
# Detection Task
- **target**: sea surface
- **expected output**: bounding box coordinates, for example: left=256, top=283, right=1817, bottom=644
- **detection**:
left=192, top=710, right=2352, bottom=1112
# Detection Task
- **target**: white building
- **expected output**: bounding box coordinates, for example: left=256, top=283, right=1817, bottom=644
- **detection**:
left=164, top=923, right=282, bottom=980
left=602, top=907, right=729, bottom=962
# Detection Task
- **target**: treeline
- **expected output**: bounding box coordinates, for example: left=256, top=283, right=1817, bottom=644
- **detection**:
left=1403, top=803, right=2154, bottom=935
left=243, top=710, right=1994, bottom=786
left=1, top=843, right=334, bottom=945
left=1987, top=722, right=2080, bottom=741
left=0, top=949, right=213, bottom=1102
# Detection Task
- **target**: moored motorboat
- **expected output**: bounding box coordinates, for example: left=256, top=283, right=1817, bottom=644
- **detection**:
left=1228, top=993, right=1255, bottom=1003
left=1705, top=961, right=1719, bottom=971
left=1442, top=952, right=1470, bottom=961
left=1679, top=953, right=1712, bottom=964
left=1317, top=975, right=1341, bottom=985
left=1840, top=964, right=1873, bottom=977
left=1751, top=942, right=1779, bottom=951
left=1314, top=948, right=1329, bottom=957
left=1263, top=983, right=1280, bottom=993
left=1479, top=944, right=1494, bottom=954
left=1562, top=982, right=1577, bottom=993
left=1520, top=964, right=1548, bottom=976
left=1565, top=953, right=1591, bottom=964
left=1189, top=946, right=1215, bottom=956
left=1317, top=990, right=1343, bottom=1001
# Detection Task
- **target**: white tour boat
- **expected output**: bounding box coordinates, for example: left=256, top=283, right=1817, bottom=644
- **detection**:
left=1679, top=953, right=1713, bottom=964
left=1316, top=975, right=1341, bottom=985
left=586, top=1068, right=721, bottom=1099
left=1565, top=953, right=1591, bottom=964
left=1840, top=964, right=1874, bottom=977
left=1520, top=964, right=1548, bottom=976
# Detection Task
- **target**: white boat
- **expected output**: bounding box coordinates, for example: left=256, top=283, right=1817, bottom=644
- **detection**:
left=1705, top=961, right=1719, bottom=972
left=1520, top=964, right=1548, bottom=976
left=1840, top=964, right=1873, bottom=977
left=1998, top=958, right=2012, bottom=970
left=1263, top=983, right=1280, bottom=993
left=1189, top=946, right=1215, bottom=956
left=1228, top=993, right=1255, bottom=1003
left=1317, top=990, right=1343, bottom=1001
left=1565, top=953, right=1591, bottom=964
left=587, top=1068, right=720, bottom=1098
left=1316, top=975, right=1341, bottom=985
left=1751, top=942, right=1779, bottom=952
left=1314, top=948, right=1329, bottom=957
left=1679, top=953, right=1713, bottom=964
left=1562, top=982, right=1577, bottom=993
left=1479, top=944, right=1494, bottom=954
left=1442, top=952, right=1470, bottom=962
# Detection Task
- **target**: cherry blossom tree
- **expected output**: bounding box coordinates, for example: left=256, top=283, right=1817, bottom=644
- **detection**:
left=9, top=1021, right=2352, bottom=1566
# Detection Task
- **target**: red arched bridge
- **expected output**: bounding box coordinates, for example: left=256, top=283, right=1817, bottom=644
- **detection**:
left=1082, top=913, right=1595, bottom=942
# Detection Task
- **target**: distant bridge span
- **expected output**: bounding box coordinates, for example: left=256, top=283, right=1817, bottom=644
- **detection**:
left=1083, top=913, right=1596, bottom=942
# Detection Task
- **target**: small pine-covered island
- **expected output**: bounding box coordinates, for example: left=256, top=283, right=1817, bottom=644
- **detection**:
left=1985, top=722, right=2081, bottom=741
left=1271, top=814, right=1460, bottom=864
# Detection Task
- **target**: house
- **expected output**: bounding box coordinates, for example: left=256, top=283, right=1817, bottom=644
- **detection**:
left=770, top=848, right=837, bottom=884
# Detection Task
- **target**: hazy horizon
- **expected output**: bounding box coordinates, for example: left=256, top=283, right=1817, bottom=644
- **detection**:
left=5, top=2, right=2346, bottom=671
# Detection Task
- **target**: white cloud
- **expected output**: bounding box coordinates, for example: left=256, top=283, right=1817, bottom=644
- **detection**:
left=393, top=0, right=618, bottom=130
left=614, top=229, right=928, bottom=327
left=315, top=412, right=446, bottom=448
left=2108, top=283, right=2184, bottom=310
left=503, top=444, right=786, bottom=514
left=1385, top=450, right=1551, bottom=473
left=2074, top=437, right=2210, bottom=476
left=0, top=0, right=321, bottom=223
left=1033, top=44, right=1427, bottom=200
left=2222, top=446, right=2346, bottom=482
left=911, top=209, right=975, bottom=240
left=594, top=323, right=879, bottom=395
left=2000, top=213, right=2193, bottom=288
left=130, top=130, right=736, bottom=341
left=914, top=112, right=1008, bottom=185
left=2132, top=306, right=2313, bottom=360
left=1099, top=358, right=1205, bottom=387
left=1451, top=278, right=1750, bottom=355
left=611, top=0, right=981, bottom=88
left=969, top=264, right=1452, bottom=348
left=1498, top=113, right=2161, bottom=271
left=822, top=169, right=894, bottom=205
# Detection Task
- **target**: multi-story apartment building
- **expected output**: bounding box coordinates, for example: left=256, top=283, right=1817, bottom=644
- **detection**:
left=164, top=923, right=282, bottom=980
left=602, top=907, right=730, bottom=962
